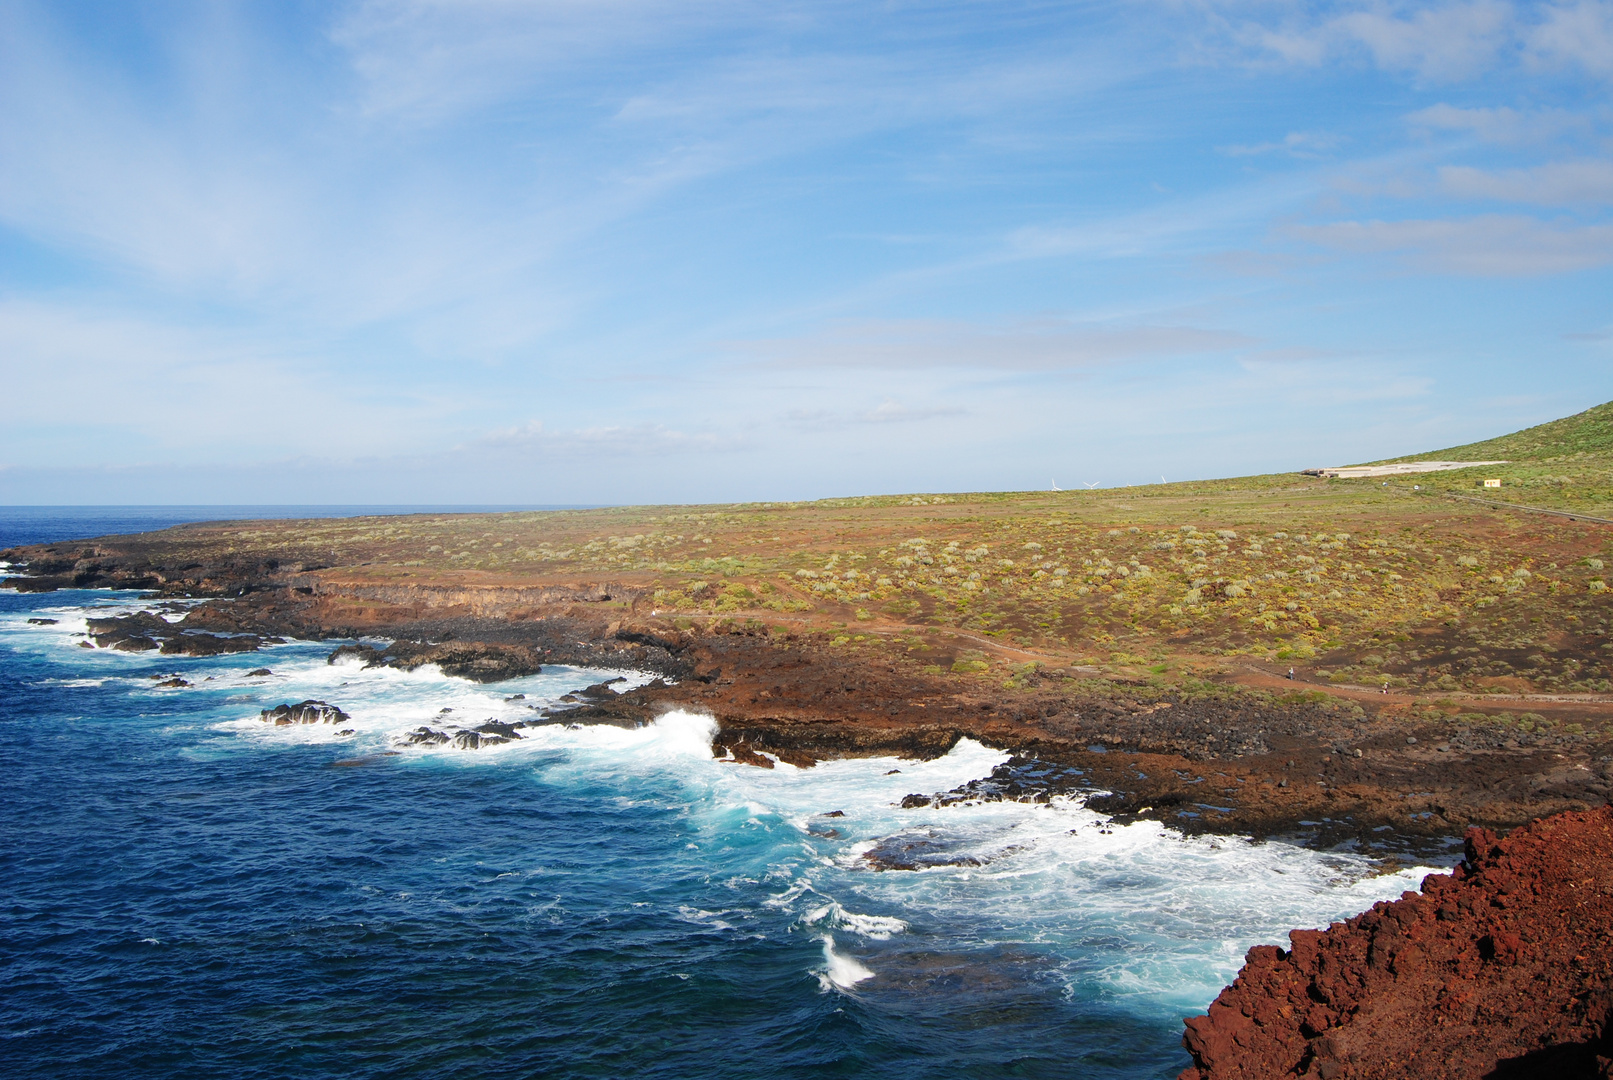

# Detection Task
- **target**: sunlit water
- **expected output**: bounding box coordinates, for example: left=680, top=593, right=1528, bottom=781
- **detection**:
left=0, top=577, right=1440, bottom=1078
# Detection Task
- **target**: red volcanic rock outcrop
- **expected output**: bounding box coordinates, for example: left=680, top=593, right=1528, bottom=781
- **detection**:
left=1181, top=806, right=1613, bottom=1080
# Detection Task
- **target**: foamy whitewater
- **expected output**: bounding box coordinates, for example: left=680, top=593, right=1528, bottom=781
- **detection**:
left=0, top=582, right=1446, bottom=1079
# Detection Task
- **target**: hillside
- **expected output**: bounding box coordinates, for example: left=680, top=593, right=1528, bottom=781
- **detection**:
left=1361, top=398, right=1613, bottom=515
left=5, top=400, right=1613, bottom=847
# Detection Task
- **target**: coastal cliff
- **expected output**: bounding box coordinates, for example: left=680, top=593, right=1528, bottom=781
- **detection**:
left=1181, top=806, right=1613, bottom=1079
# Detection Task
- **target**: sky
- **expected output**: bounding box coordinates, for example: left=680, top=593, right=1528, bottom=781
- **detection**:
left=1, top=0, right=1611, bottom=505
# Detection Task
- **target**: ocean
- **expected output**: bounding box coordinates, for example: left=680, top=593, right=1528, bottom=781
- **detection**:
left=0, top=510, right=1439, bottom=1079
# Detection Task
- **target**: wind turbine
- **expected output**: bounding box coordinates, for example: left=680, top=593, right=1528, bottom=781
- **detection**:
left=1084, top=480, right=1101, bottom=489
left=1050, top=479, right=1061, bottom=491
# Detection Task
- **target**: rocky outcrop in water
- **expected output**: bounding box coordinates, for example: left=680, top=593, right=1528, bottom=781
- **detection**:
left=327, top=640, right=543, bottom=682
left=1180, top=805, right=1613, bottom=1080
left=86, top=611, right=273, bottom=655
left=260, top=700, right=351, bottom=726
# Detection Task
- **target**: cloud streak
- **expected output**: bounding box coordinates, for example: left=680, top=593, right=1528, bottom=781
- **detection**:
left=735, top=319, right=1258, bottom=372
left=1291, top=215, right=1613, bottom=275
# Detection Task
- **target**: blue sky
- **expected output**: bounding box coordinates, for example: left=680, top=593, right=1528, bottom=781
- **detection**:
left=2, top=0, right=1611, bottom=504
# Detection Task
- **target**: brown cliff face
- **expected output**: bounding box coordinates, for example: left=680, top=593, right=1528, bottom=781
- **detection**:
left=1181, top=806, right=1613, bottom=1080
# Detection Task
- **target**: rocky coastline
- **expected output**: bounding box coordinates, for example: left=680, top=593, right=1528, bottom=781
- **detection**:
left=6, top=535, right=1613, bottom=1076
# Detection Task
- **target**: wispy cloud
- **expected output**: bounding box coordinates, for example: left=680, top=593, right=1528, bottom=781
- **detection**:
left=1220, top=130, right=1343, bottom=158
left=476, top=420, right=741, bottom=459
left=1290, top=215, right=1613, bottom=275
left=1220, top=1, right=1613, bottom=83
left=735, top=318, right=1257, bottom=372
left=1528, top=0, right=1613, bottom=78
left=1438, top=161, right=1613, bottom=205
left=1404, top=102, right=1595, bottom=145
left=784, top=401, right=966, bottom=431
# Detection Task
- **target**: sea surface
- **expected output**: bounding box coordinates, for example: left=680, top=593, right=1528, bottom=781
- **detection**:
left=0, top=505, right=597, bottom=550
left=0, top=511, right=1442, bottom=1079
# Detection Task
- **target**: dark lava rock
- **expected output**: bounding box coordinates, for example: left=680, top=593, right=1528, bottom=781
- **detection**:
left=260, top=700, right=351, bottom=726
left=26, top=617, right=58, bottom=625
left=862, top=830, right=985, bottom=871
left=725, top=743, right=774, bottom=768
left=327, top=640, right=543, bottom=682
left=153, top=677, right=191, bottom=689
left=402, top=727, right=450, bottom=746
left=246, top=668, right=272, bottom=677
left=160, top=632, right=264, bottom=656
left=452, top=730, right=511, bottom=749
left=898, top=757, right=1088, bottom=810
left=327, top=643, right=384, bottom=666
left=474, top=720, right=524, bottom=740
left=87, top=611, right=265, bottom=655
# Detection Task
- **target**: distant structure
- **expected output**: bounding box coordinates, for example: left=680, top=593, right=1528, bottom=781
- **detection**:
left=1051, top=480, right=1061, bottom=491
left=1482, top=478, right=1503, bottom=488
left=1301, top=460, right=1507, bottom=479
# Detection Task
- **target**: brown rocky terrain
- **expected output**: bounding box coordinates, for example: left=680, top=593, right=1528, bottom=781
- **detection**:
left=1181, top=805, right=1613, bottom=1079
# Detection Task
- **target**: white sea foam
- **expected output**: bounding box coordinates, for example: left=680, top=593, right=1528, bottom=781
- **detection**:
left=13, top=606, right=1448, bottom=1018
left=818, top=934, right=875, bottom=991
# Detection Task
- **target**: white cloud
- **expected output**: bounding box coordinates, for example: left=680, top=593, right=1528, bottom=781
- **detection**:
left=1438, top=161, right=1613, bottom=204
left=1230, top=0, right=1517, bottom=81
left=476, top=419, right=739, bottom=458
left=1224, top=1, right=1613, bottom=83
left=736, top=318, right=1258, bottom=371
left=1528, top=0, right=1613, bottom=79
left=1404, top=102, right=1592, bottom=145
left=785, top=401, right=966, bottom=431
left=1220, top=130, right=1343, bottom=157
left=1291, top=214, right=1613, bottom=274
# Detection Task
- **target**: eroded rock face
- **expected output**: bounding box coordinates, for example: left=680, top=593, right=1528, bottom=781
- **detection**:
left=1180, top=805, right=1613, bottom=1080
left=260, top=700, right=351, bottom=726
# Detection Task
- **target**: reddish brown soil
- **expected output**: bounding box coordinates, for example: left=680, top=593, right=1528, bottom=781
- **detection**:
left=1181, top=805, right=1613, bottom=1079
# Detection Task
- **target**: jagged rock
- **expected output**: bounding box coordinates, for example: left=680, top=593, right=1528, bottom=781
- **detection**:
left=87, top=611, right=264, bottom=654
left=474, top=720, right=523, bottom=740
left=327, top=643, right=384, bottom=666
left=1179, top=805, right=1613, bottom=1080
left=452, top=730, right=511, bottom=749
left=26, top=617, right=57, bottom=625
left=326, top=640, right=543, bottom=682
left=402, top=727, right=450, bottom=745
left=260, top=700, right=351, bottom=726
left=862, top=831, right=984, bottom=871
left=246, top=668, right=272, bottom=677
left=153, top=677, right=190, bottom=689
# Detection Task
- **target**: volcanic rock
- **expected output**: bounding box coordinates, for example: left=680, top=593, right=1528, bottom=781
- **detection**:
left=260, top=700, right=351, bottom=726
left=1179, top=805, right=1613, bottom=1079
left=325, top=639, right=542, bottom=682
left=87, top=611, right=267, bottom=655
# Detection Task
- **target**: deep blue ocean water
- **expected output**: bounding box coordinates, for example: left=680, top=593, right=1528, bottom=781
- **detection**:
left=0, top=512, right=1439, bottom=1079
left=0, top=506, right=597, bottom=550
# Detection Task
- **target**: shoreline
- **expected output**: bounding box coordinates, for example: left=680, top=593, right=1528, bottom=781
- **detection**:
left=9, top=532, right=1613, bottom=1077
left=6, top=546, right=1606, bottom=859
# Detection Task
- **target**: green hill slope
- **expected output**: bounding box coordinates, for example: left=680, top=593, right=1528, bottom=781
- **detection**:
left=1357, top=398, right=1613, bottom=514
left=1408, top=399, right=1613, bottom=463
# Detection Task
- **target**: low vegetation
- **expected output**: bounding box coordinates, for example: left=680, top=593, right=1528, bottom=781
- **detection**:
left=19, top=401, right=1613, bottom=698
